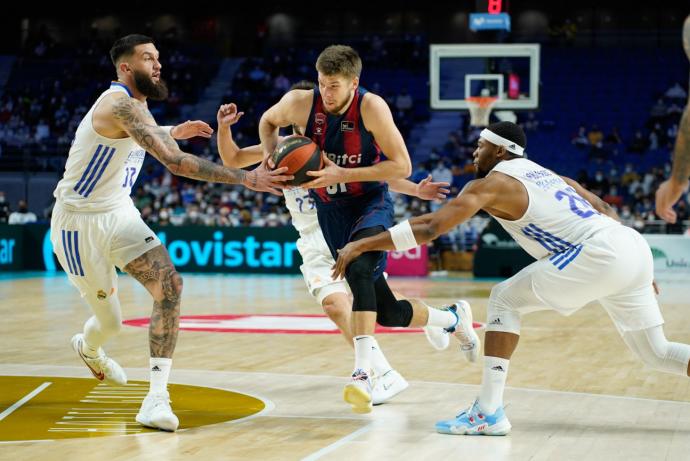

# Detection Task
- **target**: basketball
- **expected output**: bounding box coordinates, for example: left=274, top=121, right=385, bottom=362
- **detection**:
left=271, top=135, right=323, bottom=186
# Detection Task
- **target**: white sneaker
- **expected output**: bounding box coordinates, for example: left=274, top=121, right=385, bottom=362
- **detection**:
left=372, top=369, right=409, bottom=405
left=343, top=369, right=373, bottom=414
left=447, top=300, right=480, bottom=363
left=136, top=391, right=179, bottom=432
left=424, top=325, right=450, bottom=350
left=71, top=334, right=127, bottom=386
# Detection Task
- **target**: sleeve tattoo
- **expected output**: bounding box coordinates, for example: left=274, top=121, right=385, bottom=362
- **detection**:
left=112, top=97, right=246, bottom=184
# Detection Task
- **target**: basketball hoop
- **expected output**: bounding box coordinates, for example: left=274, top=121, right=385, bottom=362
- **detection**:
left=466, top=96, right=498, bottom=127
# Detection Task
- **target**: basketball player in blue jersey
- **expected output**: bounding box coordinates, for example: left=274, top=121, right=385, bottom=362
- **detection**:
left=50, top=34, right=290, bottom=432
left=655, top=15, right=690, bottom=223
left=259, top=45, right=475, bottom=413
left=334, top=121, right=690, bottom=434
left=214, top=84, right=453, bottom=406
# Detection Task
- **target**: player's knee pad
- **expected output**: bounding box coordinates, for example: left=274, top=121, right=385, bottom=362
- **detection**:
left=346, top=252, right=380, bottom=312
left=486, top=281, right=522, bottom=335
left=376, top=299, right=413, bottom=327
left=85, top=293, right=123, bottom=336
left=625, top=327, right=690, bottom=376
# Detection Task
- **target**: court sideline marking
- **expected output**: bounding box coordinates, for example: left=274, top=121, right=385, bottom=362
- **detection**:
left=0, top=382, right=52, bottom=421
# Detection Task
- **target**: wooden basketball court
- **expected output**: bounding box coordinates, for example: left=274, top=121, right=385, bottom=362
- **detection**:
left=1, top=272, right=689, bottom=460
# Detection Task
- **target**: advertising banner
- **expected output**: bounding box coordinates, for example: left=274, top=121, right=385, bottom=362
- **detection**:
left=1, top=224, right=303, bottom=274
left=385, top=245, right=429, bottom=276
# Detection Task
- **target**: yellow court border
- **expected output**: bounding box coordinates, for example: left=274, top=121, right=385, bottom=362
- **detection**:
left=0, top=376, right=267, bottom=441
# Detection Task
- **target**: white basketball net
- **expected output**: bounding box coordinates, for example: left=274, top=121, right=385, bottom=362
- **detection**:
left=467, top=97, right=498, bottom=127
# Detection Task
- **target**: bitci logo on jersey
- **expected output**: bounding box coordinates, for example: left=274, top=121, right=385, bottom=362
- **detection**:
left=327, top=152, right=362, bottom=166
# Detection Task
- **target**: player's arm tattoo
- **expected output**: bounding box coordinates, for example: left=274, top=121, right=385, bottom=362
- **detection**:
left=673, top=17, right=690, bottom=183
left=112, top=97, right=246, bottom=184
left=672, top=109, right=690, bottom=183
left=124, top=246, right=181, bottom=358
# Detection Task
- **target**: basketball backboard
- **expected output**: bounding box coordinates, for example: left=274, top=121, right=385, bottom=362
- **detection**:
left=429, top=44, right=540, bottom=110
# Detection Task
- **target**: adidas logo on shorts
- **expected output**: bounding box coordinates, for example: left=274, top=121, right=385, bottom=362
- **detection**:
left=489, top=318, right=503, bottom=325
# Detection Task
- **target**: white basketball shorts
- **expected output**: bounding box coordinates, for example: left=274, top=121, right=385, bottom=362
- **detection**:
left=488, top=225, right=663, bottom=333
left=50, top=202, right=161, bottom=298
left=296, top=226, right=349, bottom=305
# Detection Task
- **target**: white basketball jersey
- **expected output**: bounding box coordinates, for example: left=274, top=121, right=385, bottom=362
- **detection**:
left=490, top=158, right=619, bottom=260
left=53, top=82, right=146, bottom=212
left=283, top=186, right=319, bottom=233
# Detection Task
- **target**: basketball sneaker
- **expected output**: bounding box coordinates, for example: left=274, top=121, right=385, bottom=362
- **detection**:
left=445, top=301, right=480, bottom=363
left=435, top=399, right=511, bottom=436
left=136, top=391, right=179, bottom=432
left=343, top=369, right=373, bottom=414
left=424, top=304, right=460, bottom=351
left=372, top=369, right=409, bottom=405
left=71, top=333, right=127, bottom=386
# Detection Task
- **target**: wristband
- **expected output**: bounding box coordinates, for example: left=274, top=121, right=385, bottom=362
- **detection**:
left=389, top=220, right=418, bottom=251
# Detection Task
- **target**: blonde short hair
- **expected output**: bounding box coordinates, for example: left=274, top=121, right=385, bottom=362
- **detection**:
left=315, top=45, right=362, bottom=79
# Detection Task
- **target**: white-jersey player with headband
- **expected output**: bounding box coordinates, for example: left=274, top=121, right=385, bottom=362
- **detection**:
left=50, top=34, right=289, bottom=433
left=215, top=96, right=457, bottom=408
left=332, top=121, right=690, bottom=436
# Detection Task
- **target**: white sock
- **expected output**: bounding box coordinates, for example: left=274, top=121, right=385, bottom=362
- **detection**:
left=81, top=337, right=100, bottom=358
left=370, top=338, right=393, bottom=376
left=353, top=335, right=374, bottom=375
left=426, top=304, right=457, bottom=329
left=149, top=358, right=172, bottom=394
left=478, top=356, right=510, bottom=414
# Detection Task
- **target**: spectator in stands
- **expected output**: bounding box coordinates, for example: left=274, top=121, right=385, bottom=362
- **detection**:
left=523, top=112, right=539, bottom=131
left=395, top=88, right=413, bottom=118
left=666, top=123, right=679, bottom=148
left=589, top=170, right=610, bottom=196
left=649, top=129, right=659, bottom=150
left=8, top=199, right=37, bottom=224
left=587, top=124, right=604, bottom=146
left=605, top=126, right=623, bottom=146
left=450, top=162, right=471, bottom=196
left=571, top=125, right=589, bottom=148
left=410, top=161, right=430, bottom=183
left=603, top=185, right=624, bottom=208
left=649, top=98, right=668, bottom=125
left=665, top=82, right=687, bottom=103
left=0, top=192, right=10, bottom=223
left=431, top=159, right=452, bottom=186
left=628, top=130, right=649, bottom=153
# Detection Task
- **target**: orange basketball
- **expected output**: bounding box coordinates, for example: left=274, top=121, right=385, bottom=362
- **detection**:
left=271, top=136, right=323, bottom=186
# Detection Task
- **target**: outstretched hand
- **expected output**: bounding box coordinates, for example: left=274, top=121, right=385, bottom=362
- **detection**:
left=171, top=120, right=214, bottom=139
left=217, top=103, right=245, bottom=128
left=243, top=157, right=293, bottom=196
left=417, top=174, right=451, bottom=201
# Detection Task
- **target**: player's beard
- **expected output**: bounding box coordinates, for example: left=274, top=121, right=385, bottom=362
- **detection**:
left=133, top=70, right=169, bottom=101
left=474, top=162, right=490, bottom=179
left=324, top=90, right=353, bottom=115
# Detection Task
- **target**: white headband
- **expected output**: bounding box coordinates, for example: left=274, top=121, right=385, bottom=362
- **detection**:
left=480, top=128, right=525, bottom=156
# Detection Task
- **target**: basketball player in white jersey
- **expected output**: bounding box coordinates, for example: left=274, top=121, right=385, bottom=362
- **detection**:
left=214, top=88, right=472, bottom=409
left=334, top=121, right=690, bottom=434
left=50, top=34, right=290, bottom=432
